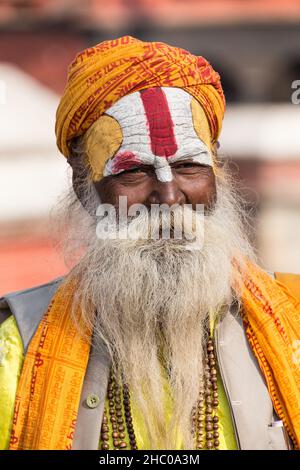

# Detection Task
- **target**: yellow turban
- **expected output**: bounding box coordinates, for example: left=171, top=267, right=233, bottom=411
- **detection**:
left=55, top=35, right=225, bottom=159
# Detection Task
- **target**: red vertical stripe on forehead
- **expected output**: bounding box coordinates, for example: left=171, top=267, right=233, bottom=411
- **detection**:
left=140, top=88, right=178, bottom=157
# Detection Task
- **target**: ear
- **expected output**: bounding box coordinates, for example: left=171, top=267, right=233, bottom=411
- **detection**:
left=67, top=156, right=85, bottom=200
left=67, top=155, right=97, bottom=216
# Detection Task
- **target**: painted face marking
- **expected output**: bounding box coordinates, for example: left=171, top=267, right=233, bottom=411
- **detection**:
left=140, top=88, right=178, bottom=158
left=111, top=151, right=141, bottom=174
left=153, top=156, right=173, bottom=182
left=100, top=87, right=213, bottom=182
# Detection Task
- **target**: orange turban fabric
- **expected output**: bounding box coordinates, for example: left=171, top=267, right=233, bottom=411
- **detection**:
left=55, top=36, right=225, bottom=159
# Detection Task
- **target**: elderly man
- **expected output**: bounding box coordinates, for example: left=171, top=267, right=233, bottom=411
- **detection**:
left=0, top=36, right=300, bottom=451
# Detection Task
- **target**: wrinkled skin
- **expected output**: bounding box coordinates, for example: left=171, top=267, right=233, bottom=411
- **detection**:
left=96, top=160, right=216, bottom=211
left=70, top=158, right=217, bottom=213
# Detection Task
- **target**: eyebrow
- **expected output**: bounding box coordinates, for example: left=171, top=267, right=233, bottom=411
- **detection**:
left=112, top=162, right=157, bottom=179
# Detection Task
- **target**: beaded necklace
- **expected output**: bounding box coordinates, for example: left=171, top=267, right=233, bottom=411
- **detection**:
left=99, top=331, right=219, bottom=450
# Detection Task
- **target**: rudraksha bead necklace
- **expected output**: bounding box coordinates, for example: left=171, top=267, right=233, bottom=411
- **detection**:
left=99, top=335, right=219, bottom=450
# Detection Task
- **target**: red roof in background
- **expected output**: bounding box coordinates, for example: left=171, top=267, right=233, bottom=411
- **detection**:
left=141, top=0, right=300, bottom=25
left=0, top=32, right=86, bottom=94
left=1, top=0, right=300, bottom=27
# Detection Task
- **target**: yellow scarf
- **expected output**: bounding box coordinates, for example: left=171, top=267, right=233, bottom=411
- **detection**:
left=9, top=279, right=92, bottom=450
left=9, top=262, right=300, bottom=450
left=233, top=260, right=300, bottom=449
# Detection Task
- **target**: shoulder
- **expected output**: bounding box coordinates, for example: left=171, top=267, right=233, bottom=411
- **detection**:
left=0, top=276, right=64, bottom=351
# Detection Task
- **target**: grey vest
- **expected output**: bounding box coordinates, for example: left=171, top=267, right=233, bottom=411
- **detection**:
left=0, top=278, right=292, bottom=450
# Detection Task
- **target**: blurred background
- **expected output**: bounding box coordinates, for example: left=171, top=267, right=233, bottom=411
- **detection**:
left=1, top=0, right=300, bottom=294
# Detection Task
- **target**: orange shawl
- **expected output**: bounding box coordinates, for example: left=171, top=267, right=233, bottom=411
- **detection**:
left=9, top=262, right=300, bottom=450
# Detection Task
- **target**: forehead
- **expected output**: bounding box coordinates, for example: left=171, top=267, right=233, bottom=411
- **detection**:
left=107, top=87, right=194, bottom=153
left=83, top=87, right=213, bottom=181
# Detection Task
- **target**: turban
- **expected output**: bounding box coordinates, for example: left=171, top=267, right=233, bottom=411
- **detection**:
left=55, top=36, right=225, bottom=160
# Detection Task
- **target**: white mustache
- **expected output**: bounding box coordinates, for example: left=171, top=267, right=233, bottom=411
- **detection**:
left=96, top=203, right=204, bottom=247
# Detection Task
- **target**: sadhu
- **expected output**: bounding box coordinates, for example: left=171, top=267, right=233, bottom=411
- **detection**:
left=1, top=36, right=299, bottom=450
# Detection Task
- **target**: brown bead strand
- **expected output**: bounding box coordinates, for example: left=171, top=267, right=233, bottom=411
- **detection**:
left=100, top=335, right=220, bottom=450
left=193, top=336, right=219, bottom=450
left=206, top=338, right=220, bottom=449
left=106, top=371, right=128, bottom=449
left=114, top=376, right=128, bottom=449
left=123, top=382, right=138, bottom=450
left=194, top=385, right=205, bottom=449
left=100, top=406, right=110, bottom=450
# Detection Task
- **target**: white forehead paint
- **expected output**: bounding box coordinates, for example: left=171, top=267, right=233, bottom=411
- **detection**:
left=104, top=87, right=212, bottom=182
left=153, top=156, right=173, bottom=182
left=161, top=88, right=213, bottom=167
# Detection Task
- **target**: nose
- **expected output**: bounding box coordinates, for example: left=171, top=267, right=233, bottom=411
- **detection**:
left=146, top=179, right=186, bottom=207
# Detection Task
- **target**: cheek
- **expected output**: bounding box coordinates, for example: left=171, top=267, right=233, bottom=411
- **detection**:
left=93, top=179, right=150, bottom=207
left=179, top=175, right=216, bottom=207
left=93, top=179, right=119, bottom=205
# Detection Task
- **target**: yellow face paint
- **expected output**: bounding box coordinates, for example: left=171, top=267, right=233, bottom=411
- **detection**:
left=83, top=114, right=123, bottom=181
left=191, top=98, right=213, bottom=154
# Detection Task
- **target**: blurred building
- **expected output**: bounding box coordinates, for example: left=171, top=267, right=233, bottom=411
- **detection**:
left=0, top=0, right=300, bottom=293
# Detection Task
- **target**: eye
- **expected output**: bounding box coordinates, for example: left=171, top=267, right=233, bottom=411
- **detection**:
left=176, top=162, right=196, bottom=168
left=114, top=166, right=145, bottom=176
left=174, top=161, right=205, bottom=171
left=128, top=167, right=144, bottom=173
left=172, top=161, right=212, bottom=177
left=113, top=165, right=151, bottom=181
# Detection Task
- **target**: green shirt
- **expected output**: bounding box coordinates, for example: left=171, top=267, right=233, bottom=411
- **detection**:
left=0, top=315, right=237, bottom=450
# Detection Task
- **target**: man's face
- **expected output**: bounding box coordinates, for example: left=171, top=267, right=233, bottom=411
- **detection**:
left=94, top=159, right=216, bottom=212
left=80, top=87, right=217, bottom=212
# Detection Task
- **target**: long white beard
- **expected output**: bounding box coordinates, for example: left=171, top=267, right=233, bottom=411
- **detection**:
left=60, top=169, right=255, bottom=450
